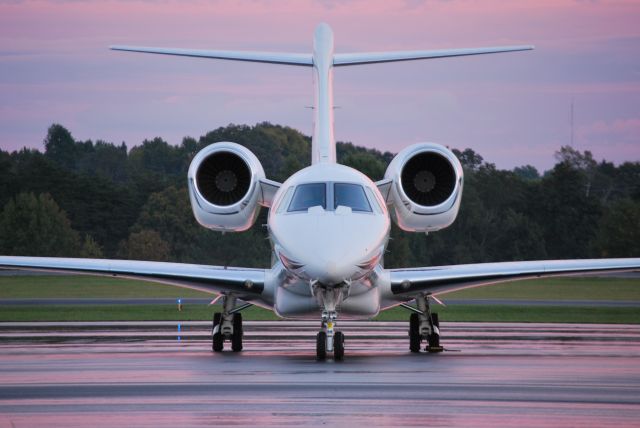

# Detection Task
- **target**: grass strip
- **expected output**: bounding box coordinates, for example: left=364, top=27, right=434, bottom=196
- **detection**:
left=1, top=304, right=639, bottom=324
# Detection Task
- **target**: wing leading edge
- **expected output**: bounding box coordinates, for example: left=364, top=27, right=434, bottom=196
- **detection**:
left=389, top=258, right=640, bottom=299
left=334, top=45, right=534, bottom=66
left=0, top=256, right=265, bottom=301
left=110, top=46, right=313, bottom=66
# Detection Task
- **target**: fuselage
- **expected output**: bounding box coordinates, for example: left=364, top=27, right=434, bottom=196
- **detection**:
left=266, top=163, right=390, bottom=318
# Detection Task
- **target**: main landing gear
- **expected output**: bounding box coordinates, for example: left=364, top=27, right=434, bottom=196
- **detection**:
left=408, top=294, right=443, bottom=353
left=315, top=285, right=346, bottom=361
left=212, top=294, right=248, bottom=353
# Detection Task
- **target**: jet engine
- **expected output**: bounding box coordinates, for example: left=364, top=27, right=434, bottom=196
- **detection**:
left=383, top=143, right=463, bottom=232
left=187, top=142, right=265, bottom=232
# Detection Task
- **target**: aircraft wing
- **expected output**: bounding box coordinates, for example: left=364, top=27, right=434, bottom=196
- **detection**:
left=333, top=45, right=533, bottom=66
left=110, top=46, right=313, bottom=66
left=389, top=258, right=640, bottom=299
left=0, top=256, right=265, bottom=300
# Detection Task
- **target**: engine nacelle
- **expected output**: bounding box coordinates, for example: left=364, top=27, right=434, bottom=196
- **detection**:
left=384, top=143, right=463, bottom=233
left=187, top=142, right=265, bottom=232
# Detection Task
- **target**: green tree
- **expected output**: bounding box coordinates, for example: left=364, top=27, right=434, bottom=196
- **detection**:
left=453, top=148, right=484, bottom=171
left=0, top=193, right=81, bottom=256
left=80, top=235, right=104, bottom=258
left=533, top=162, right=602, bottom=258
left=592, top=199, right=640, bottom=257
left=131, top=186, right=198, bottom=261
left=341, top=151, right=386, bottom=181
left=513, top=165, right=540, bottom=181
left=119, top=229, right=170, bottom=261
left=43, top=124, right=77, bottom=170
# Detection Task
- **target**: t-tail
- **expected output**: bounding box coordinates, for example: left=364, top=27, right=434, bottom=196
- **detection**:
left=111, top=23, right=533, bottom=165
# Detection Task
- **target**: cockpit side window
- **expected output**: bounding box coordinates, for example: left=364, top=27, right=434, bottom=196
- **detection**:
left=288, top=183, right=327, bottom=212
left=275, top=187, right=294, bottom=214
left=365, top=187, right=383, bottom=214
left=334, top=183, right=372, bottom=213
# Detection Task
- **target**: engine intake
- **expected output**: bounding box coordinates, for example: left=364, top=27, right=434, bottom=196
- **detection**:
left=188, top=142, right=265, bottom=232
left=196, top=151, right=251, bottom=206
left=401, top=152, right=456, bottom=207
left=384, top=143, right=463, bottom=233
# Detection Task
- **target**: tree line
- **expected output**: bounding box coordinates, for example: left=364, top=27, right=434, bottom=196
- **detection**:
left=0, top=123, right=638, bottom=267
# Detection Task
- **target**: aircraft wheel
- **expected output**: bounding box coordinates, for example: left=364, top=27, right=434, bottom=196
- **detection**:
left=212, top=312, right=224, bottom=352
left=212, top=332, right=224, bottom=352
left=428, top=332, right=440, bottom=349
left=316, top=331, right=327, bottom=361
left=409, top=313, right=420, bottom=353
left=231, top=313, right=243, bottom=352
left=213, top=312, right=222, bottom=328
left=428, top=313, right=441, bottom=350
left=334, top=331, right=345, bottom=361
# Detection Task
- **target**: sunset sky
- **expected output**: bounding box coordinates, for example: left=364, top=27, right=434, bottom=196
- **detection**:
left=1, top=0, right=639, bottom=170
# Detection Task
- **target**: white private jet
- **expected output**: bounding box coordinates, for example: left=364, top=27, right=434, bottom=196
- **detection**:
left=2, top=24, right=639, bottom=360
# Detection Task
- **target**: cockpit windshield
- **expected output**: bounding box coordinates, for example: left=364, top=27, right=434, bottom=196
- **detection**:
left=288, top=183, right=326, bottom=212
left=334, top=183, right=372, bottom=212
left=286, top=182, right=374, bottom=213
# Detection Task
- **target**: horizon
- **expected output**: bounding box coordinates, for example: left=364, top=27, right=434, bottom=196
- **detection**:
left=1, top=0, right=639, bottom=171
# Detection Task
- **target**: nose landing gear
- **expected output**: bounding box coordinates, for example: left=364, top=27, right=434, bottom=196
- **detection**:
left=316, top=310, right=345, bottom=360
left=314, top=285, right=346, bottom=361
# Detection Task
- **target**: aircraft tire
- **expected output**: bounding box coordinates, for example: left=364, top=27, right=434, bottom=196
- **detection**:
left=334, top=331, right=344, bottom=361
left=316, top=331, right=327, bottom=361
left=428, top=332, right=440, bottom=349
left=409, top=313, right=420, bottom=353
left=212, top=332, right=224, bottom=352
left=212, top=312, right=223, bottom=352
left=231, top=313, right=243, bottom=352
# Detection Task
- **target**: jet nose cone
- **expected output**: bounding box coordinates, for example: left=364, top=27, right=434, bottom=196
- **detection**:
left=305, top=259, right=347, bottom=285
left=322, top=260, right=342, bottom=284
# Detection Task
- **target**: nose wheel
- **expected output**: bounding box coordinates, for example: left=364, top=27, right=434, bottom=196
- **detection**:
left=316, top=331, right=326, bottom=360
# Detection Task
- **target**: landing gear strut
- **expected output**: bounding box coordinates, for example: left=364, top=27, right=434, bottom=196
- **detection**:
left=212, top=295, right=244, bottom=352
left=314, top=285, right=346, bottom=361
left=408, top=294, right=443, bottom=353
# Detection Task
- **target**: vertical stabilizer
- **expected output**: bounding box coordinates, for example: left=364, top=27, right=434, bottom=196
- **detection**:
left=311, top=23, right=337, bottom=164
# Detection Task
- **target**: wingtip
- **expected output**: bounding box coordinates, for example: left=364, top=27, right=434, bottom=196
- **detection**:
left=110, top=45, right=132, bottom=51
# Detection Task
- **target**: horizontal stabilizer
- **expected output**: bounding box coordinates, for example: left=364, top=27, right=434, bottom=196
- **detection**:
left=110, top=45, right=313, bottom=66
left=333, top=45, right=534, bottom=66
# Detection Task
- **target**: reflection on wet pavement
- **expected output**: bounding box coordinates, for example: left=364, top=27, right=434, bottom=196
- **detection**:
left=1, top=322, right=639, bottom=427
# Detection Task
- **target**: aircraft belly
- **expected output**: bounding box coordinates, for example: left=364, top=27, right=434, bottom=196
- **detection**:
left=274, top=281, right=380, bottom=319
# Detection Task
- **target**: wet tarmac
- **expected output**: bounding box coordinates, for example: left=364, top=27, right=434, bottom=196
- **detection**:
left=1, top=321, right=640, bottom=427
